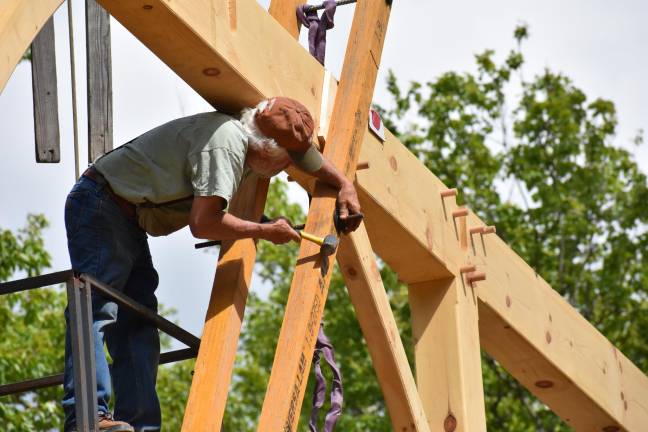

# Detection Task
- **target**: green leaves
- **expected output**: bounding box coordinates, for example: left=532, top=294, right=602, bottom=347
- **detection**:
left=0, top=214, right=51, bottom=281
left=0, top=215, right=66, bottom=430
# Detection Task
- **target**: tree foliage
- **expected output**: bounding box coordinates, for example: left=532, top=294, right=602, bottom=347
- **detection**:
left=0, top=215, right=63, bottom=431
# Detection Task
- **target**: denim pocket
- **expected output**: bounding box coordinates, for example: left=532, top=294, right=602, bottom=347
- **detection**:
left=64, top=190, right=89, bottom=237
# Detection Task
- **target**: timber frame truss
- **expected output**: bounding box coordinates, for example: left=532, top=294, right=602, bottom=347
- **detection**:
left=2, top=1, right=648, bottom=431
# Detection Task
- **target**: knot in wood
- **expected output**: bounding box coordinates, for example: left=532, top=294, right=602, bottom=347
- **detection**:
left=443, top=414, right=457, bottom=432
left=535, top=380, right=553, bottom=389
left=202, top=67, right=221, bottom=77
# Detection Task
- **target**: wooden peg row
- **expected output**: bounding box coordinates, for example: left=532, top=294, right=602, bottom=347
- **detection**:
left=440, top=188, right=457, bottom=198
left=466, top=271, right=486, bottom=284
left=356, top=161, right=370, bottom=170
left=469, top=227, right=483, bottom=235
left=460, top=264, right=476, bottom=274
left=452, top=208, right=469, bottom=218
left=482, top=226, right=497, bottom=234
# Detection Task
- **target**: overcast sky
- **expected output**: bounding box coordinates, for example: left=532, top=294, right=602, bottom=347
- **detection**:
left=1, top=0, right=646, bottom=348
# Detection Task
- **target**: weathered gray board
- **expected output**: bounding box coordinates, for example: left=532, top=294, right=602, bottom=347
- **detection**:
left=86, top=0, right=112, bottom=163
left=31, top=17, right=60, bottom=163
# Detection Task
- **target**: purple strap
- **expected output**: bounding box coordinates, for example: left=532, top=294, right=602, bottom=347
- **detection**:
left=296, top=1, right=337, bottom=65
left=309, top=324, right=343, bottom=432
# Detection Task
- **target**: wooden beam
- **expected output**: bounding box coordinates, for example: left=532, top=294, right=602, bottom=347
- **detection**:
left=31, top=17, right=60, bottom=163
left=268, top=0, right=302, bottom=38
left=409, top=277, right=486, bottom=432
left=258, top=3, right=392, bottom=430
left=475, top=236, right=648, bottom=431
left=337, top=224, right=430, bottom=431
left=86, top=0, right=113, bottom=162
left=1, top=0, right=64, bottom=93
left=181, top=177, right=268, bottom=432
left=181, top=2, right=300, bottom=430
left=354, top=128, right=648, bottom=430
left=355, top=129, right=457, bottom=283
left=97, top=0, right=324, bottom=116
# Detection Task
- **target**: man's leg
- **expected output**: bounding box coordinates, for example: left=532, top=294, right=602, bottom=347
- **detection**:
left=107, top=242, right=162, bottom=431
left=62, top=176, right=141, bottom=431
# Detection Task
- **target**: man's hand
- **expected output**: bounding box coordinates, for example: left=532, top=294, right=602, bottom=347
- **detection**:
left=190, top=196, right=299, bottom=244
left=306, top=158, right=364, bottom=234
left=336, top=179, right=362, bottom=233
left=261, top=217, right=301, bottom=244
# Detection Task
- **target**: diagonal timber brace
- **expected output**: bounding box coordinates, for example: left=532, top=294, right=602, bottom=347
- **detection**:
left=257, top=3, right=392, bottom=430
left=181, top=2, right=301, bottom=430
left=337, top=225, right=431, bottom=431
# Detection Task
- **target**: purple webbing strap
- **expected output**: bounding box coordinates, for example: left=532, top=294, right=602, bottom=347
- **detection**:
left=296, top=0, right=337, bottom=65
left=308, top=324, right=343, bottom=432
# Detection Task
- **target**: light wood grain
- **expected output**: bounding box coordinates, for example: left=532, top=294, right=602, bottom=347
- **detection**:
left=1, top=0, right=63, bottom=93
left=181, top=176, right=269, bottom=432
left=409, top=277, right=486, bottom=432
left=181, top=2, right=301, bottom=430
left=268, top=0, right=302, bottom=38
left=337, top=224, right=430, bottom=431
left=97, top=0, right=324, bottom=116
left=257, top=2, right=392, bottom=430
left=355, top=126, right=648, bottom=431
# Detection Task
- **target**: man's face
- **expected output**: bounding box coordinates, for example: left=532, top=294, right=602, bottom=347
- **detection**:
left=245, top=143, right=292, bottom=178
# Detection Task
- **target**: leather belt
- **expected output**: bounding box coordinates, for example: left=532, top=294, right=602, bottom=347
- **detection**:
left=82, top=166, right=137, bottom=219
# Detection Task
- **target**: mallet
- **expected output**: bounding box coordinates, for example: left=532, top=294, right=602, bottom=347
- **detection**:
left=333, top=210, right=364, bottom=233
left=194, top=216, right=304, bottom=249
left=298, top=231, right=339, bottom=256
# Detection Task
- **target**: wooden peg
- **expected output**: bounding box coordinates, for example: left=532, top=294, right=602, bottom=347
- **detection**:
left=460, top=264, right=476, bottom=274
left=469, top=227, right=483, bottom=235
left=482, top=226, right=497, bottom=234
left=356, top=161, right=370, bottom=170
left=452, top=208, right=469, bottom=218
left=466, top=272, right=486, bottom=285
left=440, top=188, right=457, bottom=198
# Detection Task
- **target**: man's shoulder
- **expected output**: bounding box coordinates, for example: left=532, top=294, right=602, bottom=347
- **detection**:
left=183, top=112, right=247, bottom=154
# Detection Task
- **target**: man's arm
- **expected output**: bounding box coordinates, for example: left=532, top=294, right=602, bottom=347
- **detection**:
left=189, top=195, right=300, bottom=244
left=310, top=157, right=363, bottom=232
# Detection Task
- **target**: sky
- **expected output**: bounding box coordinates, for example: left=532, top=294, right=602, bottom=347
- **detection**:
left=1, top=0, right=646, bottom=349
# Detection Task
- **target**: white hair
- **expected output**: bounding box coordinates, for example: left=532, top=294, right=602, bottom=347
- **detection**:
left=239, top=99, right=288, bottom=160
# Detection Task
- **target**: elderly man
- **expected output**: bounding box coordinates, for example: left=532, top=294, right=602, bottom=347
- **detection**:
left=62, top=97, right=362, bottom=432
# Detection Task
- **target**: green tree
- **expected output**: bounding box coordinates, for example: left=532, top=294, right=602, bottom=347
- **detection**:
left=0, top=214, right=63, bottom=431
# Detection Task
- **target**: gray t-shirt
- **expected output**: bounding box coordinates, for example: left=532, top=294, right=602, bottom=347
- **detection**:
left=94, top=112, right=250, bottom=235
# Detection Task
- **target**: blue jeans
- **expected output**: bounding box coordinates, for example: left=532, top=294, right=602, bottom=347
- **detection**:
left=62, top=176, right=161, bottom=431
